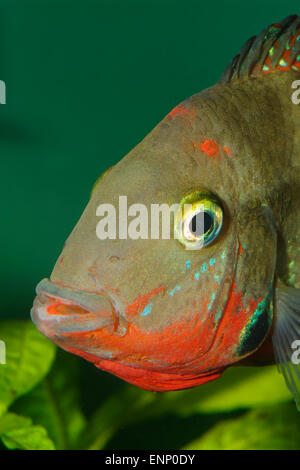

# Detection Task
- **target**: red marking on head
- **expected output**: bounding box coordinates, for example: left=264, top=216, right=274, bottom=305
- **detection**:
left=196, top=139, right=220, bottom=158
left=167, top=103, right=196, bottom=124
left=125, top=285, right=166, bottom=318
left=186, top=140, right=233, bottom=159
left=238, top=243, right=244, bottom=255
left=224, top=145, right=233, bottom=157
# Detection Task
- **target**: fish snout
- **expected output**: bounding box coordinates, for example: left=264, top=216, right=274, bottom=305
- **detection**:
left=31, top=278, right=119, bottom=336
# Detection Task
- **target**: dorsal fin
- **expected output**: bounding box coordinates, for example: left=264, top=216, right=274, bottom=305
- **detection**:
left=219, top=15, right=300, bottom=84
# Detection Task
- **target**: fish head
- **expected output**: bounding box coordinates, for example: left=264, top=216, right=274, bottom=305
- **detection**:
left=31, top=92, right=277, bottom=391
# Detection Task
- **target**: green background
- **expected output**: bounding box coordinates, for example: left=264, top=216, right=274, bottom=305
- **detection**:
left=0, top=0, right=300, bottom=450
left=3, top=0, right=300, bottom=321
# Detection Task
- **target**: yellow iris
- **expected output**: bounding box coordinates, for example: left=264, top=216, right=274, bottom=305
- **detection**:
left=174, top=190, right=223, bottom=249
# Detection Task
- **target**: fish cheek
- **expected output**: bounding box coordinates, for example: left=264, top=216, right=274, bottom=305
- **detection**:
left=234, top=207, right=276, bottom=358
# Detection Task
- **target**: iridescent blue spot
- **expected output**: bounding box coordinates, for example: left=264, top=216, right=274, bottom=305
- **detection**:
left=215, top=274, right=220, bottom=281
left=169, top=285, right=181, bottom=296
left=182, top=260, right=191, bottom=273
left=194, top=263, right=207, bottom=279
left=209, top=258, right=216, bottom=267
left=201, top=263, right=207, bottom=272
left=208, top=292, right=216, bottom=310
left=141, top=303, right=152, bottom=316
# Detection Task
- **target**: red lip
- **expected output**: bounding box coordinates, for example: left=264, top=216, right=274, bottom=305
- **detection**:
left=31, top=278, right=118, bottom=335
left=46, top=300, right=89, bottom=316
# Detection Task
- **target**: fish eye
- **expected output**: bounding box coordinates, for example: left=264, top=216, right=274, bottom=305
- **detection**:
left=189, top=211, right=214, bottom=237
left=175, top=191, right=223, bottom=249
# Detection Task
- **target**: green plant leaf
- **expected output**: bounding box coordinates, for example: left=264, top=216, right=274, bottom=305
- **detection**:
left=183, top=403, right=300, bottom=450
left=81, top=386, right=154, bottom=450
left=0, top=320, right=56, bottom=416
left=133, top=366, right=293, bottom=421
left=0, top=412, right=55, bottom=450
left=79, top=365, right=293, bottom=449
left=12, top=349, right=86, bottom=449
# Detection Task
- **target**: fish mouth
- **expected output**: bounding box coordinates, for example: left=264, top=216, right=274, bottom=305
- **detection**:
left=31, top=278, right=118, bottom=335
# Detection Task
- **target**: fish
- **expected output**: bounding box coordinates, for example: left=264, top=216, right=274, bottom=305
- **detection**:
left=31, top=15, right=300, bottom=408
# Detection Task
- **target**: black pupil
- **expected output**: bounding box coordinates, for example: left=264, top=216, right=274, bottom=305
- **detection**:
left=189, top=211, right=213, bottom=237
